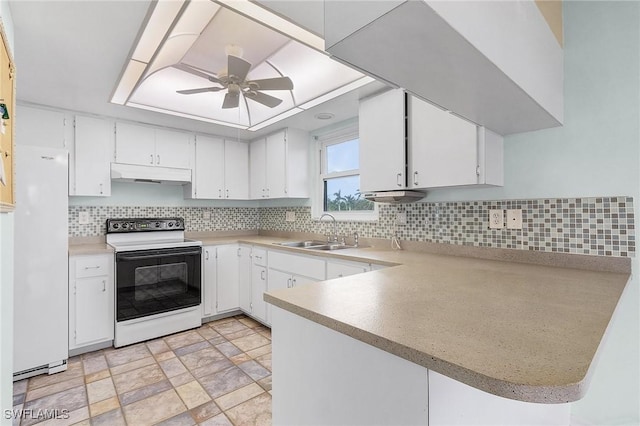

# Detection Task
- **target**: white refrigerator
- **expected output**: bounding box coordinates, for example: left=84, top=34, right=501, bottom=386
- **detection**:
left=13, top=145, right=68, bottom=377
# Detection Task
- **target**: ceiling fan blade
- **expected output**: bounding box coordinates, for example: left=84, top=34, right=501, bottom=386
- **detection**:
left=228, top=55, right=251, bottom=82
left=174, top=63, right=222, bottom=84
left=176, top=87, right=224, bottom=95
left=245, top=91, right=283, bottom=108
left=222, top=92, right=240, bottom=109
left=246, top=76, right=293, bottom=91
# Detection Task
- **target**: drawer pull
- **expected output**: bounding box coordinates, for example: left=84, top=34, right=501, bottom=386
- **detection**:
left=102, top=280, right=106, bottom=292
left=84, top=266, right=101, bottom=270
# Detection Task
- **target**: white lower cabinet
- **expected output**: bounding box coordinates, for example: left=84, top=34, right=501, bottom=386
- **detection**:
left=69, top=253, right=114, bottom=351
left=202, top=244, right=240, bottom=318
left=326, top=259, right=371, bottom=279
left=266, top=250, right=326, bottom=325
left=238, top=245, right=252, bottom=313
left=249, top=248, right=268, bottom=323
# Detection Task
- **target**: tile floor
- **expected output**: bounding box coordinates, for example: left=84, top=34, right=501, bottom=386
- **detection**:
left=12, top=316, right=272, bottom=426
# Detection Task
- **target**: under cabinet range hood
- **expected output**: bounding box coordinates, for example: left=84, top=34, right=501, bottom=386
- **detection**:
left=363, top=190, right=425, bottom=203
left=110, top=163, right=191, bottom=185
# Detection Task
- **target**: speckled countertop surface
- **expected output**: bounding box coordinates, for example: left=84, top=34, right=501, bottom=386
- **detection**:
left=69, top=233, right=630, bottom=403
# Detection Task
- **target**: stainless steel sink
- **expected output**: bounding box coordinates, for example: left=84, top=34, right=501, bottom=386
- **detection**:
left=306, top=244, right=356, bottom=251
left=273, top=240, right=327, bottom=248
left=272, top=240, right=357, bottom=250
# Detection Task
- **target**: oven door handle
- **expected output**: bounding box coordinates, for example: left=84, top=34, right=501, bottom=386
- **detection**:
left=116, top=249, right=202, bottom=261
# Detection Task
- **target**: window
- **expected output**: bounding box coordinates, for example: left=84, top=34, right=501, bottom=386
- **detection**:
left=315, top=124, right=376, bottom=220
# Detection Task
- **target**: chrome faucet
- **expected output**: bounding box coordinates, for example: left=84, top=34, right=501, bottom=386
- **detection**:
left=320, top=213, right=338, bottom=243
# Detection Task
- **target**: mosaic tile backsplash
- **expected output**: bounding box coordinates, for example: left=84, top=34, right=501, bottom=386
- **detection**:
left=70, top=196, right=635, bottom=257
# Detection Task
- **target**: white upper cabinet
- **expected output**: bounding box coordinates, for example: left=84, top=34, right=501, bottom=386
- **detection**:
left=15, top=105, right=69, bottom=149
left=326, top=1, right=563, bottom=135
left=407, top=96, right=478, bottom=189
left=72, top=115, right=114, bottom=196
left=186, top=135, right=248, bottom=200
left=250, top=128, right=309, bottom=199
left=359, top=89, right=405, bottom=193
left=154, top=128, right=192, bottom=169
left=114, top=122, right=193, bottom=169
left=359, top=89, right=503, bottom=192
left=224, top=141, right=249, bottom=199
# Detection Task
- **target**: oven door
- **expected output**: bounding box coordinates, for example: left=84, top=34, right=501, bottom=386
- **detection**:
left=115, top=246, right=202, bottom=322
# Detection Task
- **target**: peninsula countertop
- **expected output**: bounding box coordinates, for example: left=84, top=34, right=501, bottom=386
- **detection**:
left=244, top=236, right=629, bottom=404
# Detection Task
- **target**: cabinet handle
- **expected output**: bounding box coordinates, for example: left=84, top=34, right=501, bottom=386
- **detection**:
left=205, top=250, right=209, bottom=260
left=219, top=189, right=222, bottom=198
left=157, top=154, right=160, bottom=164
left=292, top=278, right=297, bottom=287
left=150, top=154, right=154, bottom=165
left=262, top=188, right=266, bottom=198
left=287, top=278, right=291, bottom=288
left=397, top=173, right=402, bottom=187
left=261, top=270, right=265, bottom=280
left=102, top=280, right=106, bottom=292
left=254, top=255, right=262, bottom=260
left=338, top=274, right=343, bottom=278
left=226, top=189, right=229, bottom=198
left=237, top=248, right=241, bottom=257
left=99, top=183, right=103, bottom=195
left=84, top=266, right=101, bottom=270
left=266, top=188, right=270, bottom=198
left=413, top=171, right=419, bottom=186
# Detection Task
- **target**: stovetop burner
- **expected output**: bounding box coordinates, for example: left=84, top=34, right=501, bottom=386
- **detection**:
left=105, top=218, right=202, bottom=252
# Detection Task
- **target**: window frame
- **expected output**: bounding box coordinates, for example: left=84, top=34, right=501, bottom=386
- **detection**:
left=312, top=124, right=378, bottom=222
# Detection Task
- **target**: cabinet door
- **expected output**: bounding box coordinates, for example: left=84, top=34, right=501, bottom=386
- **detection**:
left=194, top=135, right=225, bottom=199
left=251, top=264, right=268, bottom=323
left=216, top=245, right=239, bottom=313
left=408, top=96, right=478, bottom=188
left=15, top=105, right=66, bottom=149
left=74, top=116, right=113, bottom=196
left=290, top=274, right=319, bottom=287
left=115, top=122, right=155, bottom=166
left=74, top=276, right=112, bottom=346
left=249, top=138, right=266, bottom=199
left=266, top=269, right=291, bottom=325
left=224, top=140, right=249, bottom=199
left=359, top=89, right=407, bottom=192
left=326, top=260, right=370, bottom=279
left=265, top=131, right=287, bottom=198
left=155, top=128, right=192, bottom=169
left=202, top=246, right=216, bottom=318
left=238, top=245, right=252, bottom=313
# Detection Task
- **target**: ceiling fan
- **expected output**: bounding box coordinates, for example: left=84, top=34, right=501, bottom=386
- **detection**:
left=175, top=50, right=294, bottom=109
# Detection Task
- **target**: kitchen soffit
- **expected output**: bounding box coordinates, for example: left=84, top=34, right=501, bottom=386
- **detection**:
left=112, top=0, right=373, bottom=131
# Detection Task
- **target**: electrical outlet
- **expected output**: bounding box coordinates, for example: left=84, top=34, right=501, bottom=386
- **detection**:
left=285, top=211, right=296, bottom=222
left=395, top=212, right=407, bottom=226
left=488, top=209, right=504, bottom=229
left=78, top=211, right=90, bottom=225
left=506, top=209, right=523, bottom=229
left=202, top=211, right=211, bottom=220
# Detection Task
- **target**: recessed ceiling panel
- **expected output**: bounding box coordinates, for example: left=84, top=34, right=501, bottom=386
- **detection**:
left=182, top=7, right=289, bottom=75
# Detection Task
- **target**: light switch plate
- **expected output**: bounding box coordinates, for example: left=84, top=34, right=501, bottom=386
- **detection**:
left=489, top=209, right=504, bottom=229
left=78, top=211, right=90, bottom=225
left=396, top=212, right=407, bottom=225
left=506, top=209, right=523, bottom=229
left=285, top=211, right=296, bottom=222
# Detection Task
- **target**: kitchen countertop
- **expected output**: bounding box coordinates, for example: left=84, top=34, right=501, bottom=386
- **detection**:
left=226, top=234, right=629, bottom=404
left=68, top=233, right=630, bottom=403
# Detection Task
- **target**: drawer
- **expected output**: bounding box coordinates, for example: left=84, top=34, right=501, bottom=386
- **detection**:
left=74, top=255, right=111, bottom=278
left=326, top=260, right=370, bottom=280
left=252, top=248, right=267, bottom=267
left=269, top=250, right=325, bottom=280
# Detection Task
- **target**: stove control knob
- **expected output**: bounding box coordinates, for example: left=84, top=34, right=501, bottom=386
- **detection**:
left=175, top=220, right=182, bottom=228
left=113, top=223, right=119, bottom=230
left=155, top=222, right=161, bottom=228
left=168, top=222, right=174, bottom=227
left=122, top=223, right=128, bottom=229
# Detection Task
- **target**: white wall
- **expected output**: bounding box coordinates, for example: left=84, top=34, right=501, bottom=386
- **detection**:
left=0, top=0, right=14, bottom=422
left=424, top=2, right=639, bottom=424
